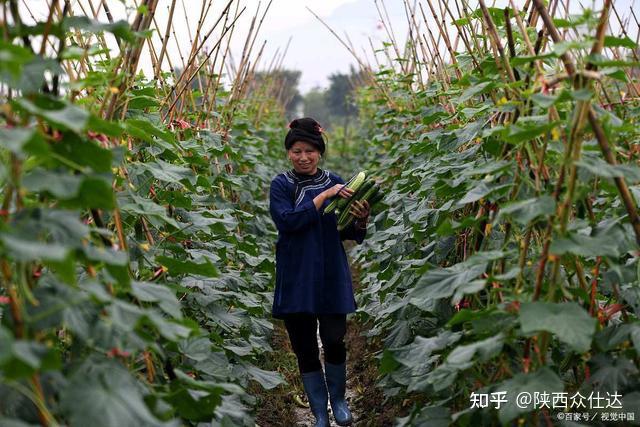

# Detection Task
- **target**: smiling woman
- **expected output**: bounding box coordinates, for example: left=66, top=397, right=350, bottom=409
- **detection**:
left=268, top=117, right=370, bottom=426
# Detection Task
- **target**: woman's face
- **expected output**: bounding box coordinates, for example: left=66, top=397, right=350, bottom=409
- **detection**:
left=288, top=141, right=320, bottom=175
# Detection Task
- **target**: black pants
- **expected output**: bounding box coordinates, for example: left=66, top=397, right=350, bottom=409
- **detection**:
left=282, top=313, right=347, bottom=374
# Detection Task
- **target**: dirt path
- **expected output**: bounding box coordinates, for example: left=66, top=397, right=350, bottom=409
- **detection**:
left=290, top=326, right=361, bottom=426
left=255, top=263, right=407, bottom=426
left=255, top=316, right=405, bottom=426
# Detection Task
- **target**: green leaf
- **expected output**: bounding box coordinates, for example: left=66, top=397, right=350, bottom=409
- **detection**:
left=73, top=175, right=116, bottom=209
left=23, top=169, right=81, bottom=198
left=379, top=349, right=401, bottom=374
left=630, top=323, right=640, bottom=355
left=504, top=118, right=557, bottom=143
left=0, top=127, right=49, bottom=158
left=390, top=331, right=462, bottom=367
left=0, top=418, right=39, bottom=427
left=587, top=354, right=638, bottom=393
left=498, top=196, right=555, bottom=225
left=424, top=333, right=505, bottom=391
left=131, top=281, right=182, bottom=319
left=179, top=337, right=213, bottom=362
left=87, top=115, right=125, bottom=138
left=19, top=57, right=63, bottom=94
left=156, top=255, right=219, bottom=277
left=0, top=338, right=60, bottom=379
left=61, top=358, right=167, bottom=427
left=51, top=133, right=113, bottom=173
left=15, top=97, right=89, bottom=134
left=241, top=364, right=286, bottom=390
left=0, top=327, right=13, bottom=365
left=0, top=234, right=70, bottom=262
left=446, top=333, right=504, bottom=368
left=144, top=311, right=192, bottom=340
left=118, top=192, right=179, bottom=228
left=530, top=92, right=558, bottom=108
left=409, top=252, right=505, bottom=306
left=23, top=169, right=115, bottom=209
left=164, top=370, right=240, bottom=421
left=519, top=302, right=596, bottom=353
left=494, top=367, right=564, bottom=423
left=577, top=155, right=640, bottom=183
left=456, top=182, right=511, bottom=206
left=126, top=119, right=175, bottom=144
left=128, top=95, right=160, bottom=110
left=552, top=40, right=592, bottom=56
left=62, top=16, right=138, bottom=43
left=550, top=225, right=631, bottom=257
left=603, top=35, right=638, bottom=49
left=458, top=81, right=495, bottom=103
left=403, top=406, right=450, bottom=427
left=137, top=159, right=196, bottom=187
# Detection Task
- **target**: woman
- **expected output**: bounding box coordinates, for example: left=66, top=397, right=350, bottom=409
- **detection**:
left=269, top=117, right=370, bottom=426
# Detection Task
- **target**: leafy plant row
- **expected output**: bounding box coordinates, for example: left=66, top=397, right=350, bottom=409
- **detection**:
left=349, top=2, right=640, bottom=425
left=1, top=3, right=290, bottom=425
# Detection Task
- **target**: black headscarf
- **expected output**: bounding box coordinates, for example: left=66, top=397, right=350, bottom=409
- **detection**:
left=284, top=117, right=326, bottom=154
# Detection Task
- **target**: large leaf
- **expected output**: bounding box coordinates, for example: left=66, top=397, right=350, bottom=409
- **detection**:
left=0, top=41, right=34, bottom=88
left=390, top=331, right=462, bottom=368
left=577, top=155, right=640, bottom=183
left=241, top=364, right=286, bottom=390
left=550, top=225, right=633, bottom=257
left=0, top=338, right=60, bottom=380
left=136, top=159, right=196, bottom=188
left=0, top=127, right=49, bottom=158
left=456, top=182, right=511, bottom=206
left=156, top=255, right=219, bottom=278
left=587, top=353, right=638, bottom=393
left=15, top=97, right=89, bottom=134
left=504, top=116, right=557, bottom=144
left=498, top=196, right=555, bottom=225
left=409, top=251, right=506, bottom=306
left=424, top=333, right=505, bottom=392
left=493, top=367, right=564, bottom=424
left=0, top=233, right=70, bottom=262
left=23, top=169, right=114, bottom=209
left=60, top=359, right=168, bottom=427
left=118, top=192, right=179, bottom=228
left=458, top=81, right=495, bottom=103
left=131, top=281, right=182, bottom=319
left=126, top=119, right=175, bottom=144
left=519, top=302, right=596, bottom=353
left=62, top=16, right=138, bottom=43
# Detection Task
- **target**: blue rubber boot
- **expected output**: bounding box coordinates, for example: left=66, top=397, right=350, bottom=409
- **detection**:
left=301, top=370, right=330, bottom=427
left=324, top=362, right=353, bottom=426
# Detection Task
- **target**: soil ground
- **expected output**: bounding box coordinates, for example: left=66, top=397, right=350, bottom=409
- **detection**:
left=254, top=263, right=409, bottom=426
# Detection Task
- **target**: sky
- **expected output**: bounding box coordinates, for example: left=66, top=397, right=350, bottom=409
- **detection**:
left=17, top=0, right=639, bottom=94
left=243, top=0, right=407, bottom=92
left=149, top=0, right=411, bottom=93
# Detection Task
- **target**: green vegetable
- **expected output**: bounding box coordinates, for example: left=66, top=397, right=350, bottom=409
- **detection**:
left=337, top=182, right=380, bottom=231
left=324, top=170, right=367, bottom=214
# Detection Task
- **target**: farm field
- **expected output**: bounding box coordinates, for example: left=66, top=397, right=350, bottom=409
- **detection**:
left=1, top=0, right=640, bottom=426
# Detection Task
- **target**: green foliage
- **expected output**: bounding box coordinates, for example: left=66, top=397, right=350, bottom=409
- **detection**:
left=348, top=3, right=640, bottom=425
left=0, top=9, right=289, bottom=426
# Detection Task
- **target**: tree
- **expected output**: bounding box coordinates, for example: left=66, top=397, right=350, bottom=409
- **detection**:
left=326, top=65, right=366, bottom=118
left=247, top=69, right=303, bottom=120
left=303, top=87, right=332, bottom=129
left=324, top=65, right=368, bottom=153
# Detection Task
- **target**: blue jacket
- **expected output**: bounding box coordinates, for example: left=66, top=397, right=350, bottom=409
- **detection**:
left=269, top=169, right=366, bottom=318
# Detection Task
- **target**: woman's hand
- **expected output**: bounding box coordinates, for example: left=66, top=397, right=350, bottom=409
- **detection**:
left=313, top=184, right=353, bottom=210
left=324, top=184, right=354, bottom=199
left=350, top=200, right=370, bottom=229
